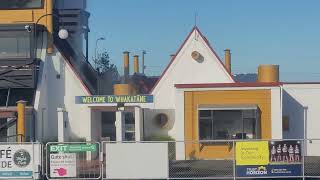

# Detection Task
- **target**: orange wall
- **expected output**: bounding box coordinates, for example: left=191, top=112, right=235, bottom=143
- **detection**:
left=184, top=90, right=271, bottom=159
left=0, top=0, right=53, bottom=52
left=0, top=0, right=52, bottom=27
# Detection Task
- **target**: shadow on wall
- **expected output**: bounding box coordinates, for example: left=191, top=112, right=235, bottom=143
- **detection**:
left=282, top=90, right=304, bottom=139
left=44, top=52, right=66, bottom=140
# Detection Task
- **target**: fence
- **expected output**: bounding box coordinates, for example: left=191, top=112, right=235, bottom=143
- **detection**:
left=100, top=139, right=320, bottom=180
left=2, top=139, right=320, bottom=179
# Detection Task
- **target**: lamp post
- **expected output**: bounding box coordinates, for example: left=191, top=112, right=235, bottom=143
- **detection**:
left=94, top=37, right=106, bottom=61
left=33, top=13, right=69, bottom=57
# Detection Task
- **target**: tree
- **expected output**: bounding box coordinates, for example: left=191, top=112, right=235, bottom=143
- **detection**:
left=93, top=50, right=120, bottom=94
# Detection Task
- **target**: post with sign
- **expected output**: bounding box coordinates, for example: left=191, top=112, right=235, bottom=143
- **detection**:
left=47, top=143, right=100, bottom=179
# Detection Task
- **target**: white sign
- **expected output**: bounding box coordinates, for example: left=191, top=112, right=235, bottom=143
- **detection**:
left=105, top=143, right=169, bottom=179
left=0, top=144, right=37, bottom=178
left=50, top=153, right=77, bottom=178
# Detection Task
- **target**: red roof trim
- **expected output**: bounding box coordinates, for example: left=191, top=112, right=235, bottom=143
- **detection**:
left=150, top=26, right=235, bottom=94
left=175, top=82, right=282, bottom=89
left=282, top=82, right=320, bottom=85
left=54, top=45, right=92, bottom=95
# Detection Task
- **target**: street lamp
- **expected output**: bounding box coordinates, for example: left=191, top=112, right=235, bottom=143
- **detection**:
left=33, top=13, right=69, bottom=57
left=95, top=37, right=106, bottom=60
left=35, top=13, right=69, bottom=40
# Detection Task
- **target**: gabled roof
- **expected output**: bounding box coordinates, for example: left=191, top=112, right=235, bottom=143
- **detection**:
left=151, top=26, right=235, bottom=94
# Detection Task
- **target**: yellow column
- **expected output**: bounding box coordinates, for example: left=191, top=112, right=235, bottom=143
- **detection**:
left=17, top=100, right=27, bottom=142
left=47, top=0, right=54, bottom=54
left=133, top=55, right=139, bottom=74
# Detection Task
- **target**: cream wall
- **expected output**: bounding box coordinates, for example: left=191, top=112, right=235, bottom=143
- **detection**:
left=34, top=33, right=95, bottom=141
left=283, top=84, right=320, bottom=156
left=152, top=29, right=234, bottom=109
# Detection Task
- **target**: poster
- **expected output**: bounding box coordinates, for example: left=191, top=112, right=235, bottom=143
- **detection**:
left=50, top=153, right=77, bottom=178
left=236, top=140, right=302, bottom=177
left=0, top=144, right=35, bottom=178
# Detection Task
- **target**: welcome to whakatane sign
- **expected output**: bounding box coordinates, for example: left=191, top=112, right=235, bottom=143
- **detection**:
left=75, top=95, right=153, bottom=104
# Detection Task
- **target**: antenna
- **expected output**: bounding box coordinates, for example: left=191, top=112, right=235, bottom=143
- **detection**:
left=142, top=50, right=147, bottom=74
left=194, top=12, right=198, bottom=27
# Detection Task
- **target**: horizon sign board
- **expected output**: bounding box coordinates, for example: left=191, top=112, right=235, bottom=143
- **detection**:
left=236, top=140, right=302, bottom=178
left=75, top=95, right=153, bottom=104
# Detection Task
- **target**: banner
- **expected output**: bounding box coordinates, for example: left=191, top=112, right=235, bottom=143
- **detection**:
left=75, top=95, right=153, bottom=104
left=0, top=144, right=37, bottom=178
left=236, top=140, right=302, bottom=177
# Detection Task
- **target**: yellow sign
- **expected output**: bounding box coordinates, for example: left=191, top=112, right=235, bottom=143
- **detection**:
left=236, top=141, right=269, bottom=165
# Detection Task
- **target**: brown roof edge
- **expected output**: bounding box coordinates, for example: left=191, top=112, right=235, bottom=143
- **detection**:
left=175, top=82, right=283, bottom=89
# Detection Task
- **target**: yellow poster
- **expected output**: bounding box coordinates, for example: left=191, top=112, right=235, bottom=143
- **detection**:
left=236, top=141, right=270, bottom=165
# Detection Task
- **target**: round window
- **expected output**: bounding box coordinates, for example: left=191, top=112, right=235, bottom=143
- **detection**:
left=155, top=113, right=169, bottom=128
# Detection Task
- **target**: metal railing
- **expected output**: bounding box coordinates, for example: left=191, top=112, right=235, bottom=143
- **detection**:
left=101, top=139, right=320, bottom=180
left=1, top=139, right=319, bottom=179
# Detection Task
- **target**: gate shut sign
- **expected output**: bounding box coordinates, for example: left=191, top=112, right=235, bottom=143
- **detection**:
left=0, top=144, right=35, bottom=178
left=50, top=153, right=77, bottom=178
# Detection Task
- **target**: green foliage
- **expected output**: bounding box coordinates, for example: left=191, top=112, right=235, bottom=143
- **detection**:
left=93, top=50, right=119, bottom=82
left=145, top=134, right=175, bottom=141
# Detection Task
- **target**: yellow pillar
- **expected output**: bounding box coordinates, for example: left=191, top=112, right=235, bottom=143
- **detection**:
left=46, top=0, right=54, bottom=54
left=17, top=100, right=27, bottom=142
left=123, top=51, right=130, bottom=83
left=134, top=55, right=139, bottom=74
left=224, top=49, right=231, bottom=73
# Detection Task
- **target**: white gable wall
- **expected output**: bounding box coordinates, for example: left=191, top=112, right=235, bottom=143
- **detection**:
left=283, top=84, right=320, bottom=156
left=35, top=44, right=95, bottom=141
left=152, top=29, right=234, bottom=109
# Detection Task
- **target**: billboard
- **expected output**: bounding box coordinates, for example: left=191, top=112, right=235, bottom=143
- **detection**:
left=0, top=144, right=40, bottom=178
left=236, top=140, right=302, bottom=177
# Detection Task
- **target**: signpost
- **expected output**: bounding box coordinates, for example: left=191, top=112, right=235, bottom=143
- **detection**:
left=75, top=95, right=154, bottom=104
left=47, top=143, right=99, bottom=179
left=236, top=140, right=302, bottom=178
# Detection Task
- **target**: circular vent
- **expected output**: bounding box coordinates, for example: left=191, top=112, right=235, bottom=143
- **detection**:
left=155, top=113, right=169, bottom=128
left=191, top=51, right=201, bottom=60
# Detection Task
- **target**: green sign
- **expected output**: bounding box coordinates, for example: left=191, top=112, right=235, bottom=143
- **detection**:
left=75, top=95, right=153, bottom=104
left=50, top=144, right=97, bottom=152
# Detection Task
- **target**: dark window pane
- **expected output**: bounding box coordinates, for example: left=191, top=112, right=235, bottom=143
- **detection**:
left=0, top=31, right=31, bottom=59
left=101, top=112, right=116, bottom=141
left=124, top=112, right=135, bottom=141
left=199, top=118, right=213, bottom=140
left=8, top=89, right=34, bottom=106
left=199, top=109, right=260, bottom=140
left=0, top=0, right=42, bottom=9
left=0, top=89, right=8, bottom=106
left=199, top=110, right=211, bottom=118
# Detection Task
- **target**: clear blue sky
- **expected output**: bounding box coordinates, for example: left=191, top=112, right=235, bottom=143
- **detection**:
left=88, top=0, right=320, bottom=82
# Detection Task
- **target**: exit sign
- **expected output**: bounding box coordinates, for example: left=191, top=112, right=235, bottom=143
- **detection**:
left=49, top=144, right=97, bottom=152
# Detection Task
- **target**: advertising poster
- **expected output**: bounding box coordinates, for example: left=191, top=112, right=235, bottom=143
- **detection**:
left=0, top=144, right=34, bottom=178
left=50, top=153, right=77, bottom=178
left=236, top=140, right=302, bottom=177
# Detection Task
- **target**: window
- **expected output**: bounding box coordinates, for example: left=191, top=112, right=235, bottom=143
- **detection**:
left=101, top=112, right=116, bottom=141
left=199, top=108, right=260, bottom=140
left=124, top=112, right=135, bottom=141
left=0, top=0, right=43, bottom=9
left=0, top=31, right=31, bottom=59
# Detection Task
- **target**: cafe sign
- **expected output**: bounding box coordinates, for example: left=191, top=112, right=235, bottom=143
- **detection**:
left=75, top=95, right=153, bottom=104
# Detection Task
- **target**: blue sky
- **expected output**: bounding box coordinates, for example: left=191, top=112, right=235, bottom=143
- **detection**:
left=88, top=0, right=320, bottom=81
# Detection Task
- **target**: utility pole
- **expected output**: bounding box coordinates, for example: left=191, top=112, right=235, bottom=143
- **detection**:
left=142, top=50, right=146, bottom=74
